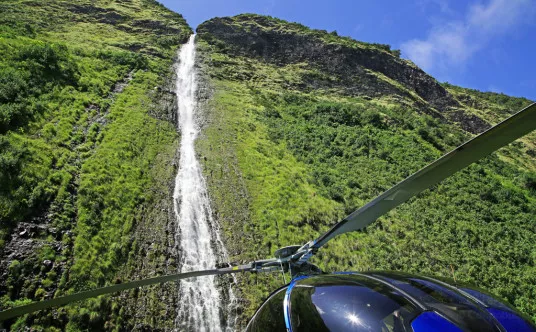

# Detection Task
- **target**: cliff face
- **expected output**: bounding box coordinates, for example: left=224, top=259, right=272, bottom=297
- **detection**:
left=0, top=0, right=190, bottom=330
left=197, top=15, right=501, bottom=135
left=199, top=16, right=457, bottom=110
left=196, top=14, right=536, bottom=325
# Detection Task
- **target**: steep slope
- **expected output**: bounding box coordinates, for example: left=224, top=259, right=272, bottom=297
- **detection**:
left=0, top=0, right=190, bottom=330
left=195, top=14, right=536, bottom=327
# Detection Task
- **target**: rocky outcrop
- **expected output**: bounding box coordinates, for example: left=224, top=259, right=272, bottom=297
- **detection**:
left=131, top=19, right=183, bottom=35
left=0, top=220, right=69, bottom=302
left=119, top=64, right=181, bottom=331
left=149, top=63, right=179, bottom=125
left=197, top=15, right=460, bottom=112
left=445, top=109, right=491, bottom=134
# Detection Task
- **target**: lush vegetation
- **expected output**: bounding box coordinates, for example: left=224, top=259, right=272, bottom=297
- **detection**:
left=0, top=0, right=190, bottom=330
left=196, top=15, right=536, bottom=328
left=444, top=82, right=533, bottom=124
left=1, top=2, right=535, bottom=330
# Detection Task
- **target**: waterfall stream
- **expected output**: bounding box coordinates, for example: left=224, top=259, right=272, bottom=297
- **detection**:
left=173, top=35, right=234, bottom=332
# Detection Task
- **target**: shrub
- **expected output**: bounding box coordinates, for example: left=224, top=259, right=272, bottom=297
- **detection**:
left=0, top=67, right=28, bottom=103
left=34, top=288, right=46, bottom=300
left=17, top=42, right=79, bottom=87
left=96, top=50, right=148, bottom=70
left=523, top=173, right=536, bottom=193
left=0, top=136, right=26, bottom=195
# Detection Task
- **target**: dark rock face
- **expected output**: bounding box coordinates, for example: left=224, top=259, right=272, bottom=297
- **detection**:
left=454, top=92, right=486, bottom=110
left=96, top=11, right=126, bottom=25
left=131, top=19, right=182, bottom=35
left=117, top=62, right=181, bottom=331
left=197, top=16, right=460, bottom=112
left=0, top=220, right=68, bottom=302
left=149, top=63, right=179, bottom=125
left=68, top=4, right=109, bottom=15
left=445, top=109, right=491, bottom=134
left=68, top=4, right=126, bottom=24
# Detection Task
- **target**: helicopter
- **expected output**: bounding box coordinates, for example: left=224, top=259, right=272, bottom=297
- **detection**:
left=1, top=103, right=535, bottom=331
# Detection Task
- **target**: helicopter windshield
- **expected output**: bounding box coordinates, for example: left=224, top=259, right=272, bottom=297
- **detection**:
left=289, top=275, right=419, bottom=331
left=246, top=286, right=288, bottom=331
left=373, top=272, right=501, bottom=331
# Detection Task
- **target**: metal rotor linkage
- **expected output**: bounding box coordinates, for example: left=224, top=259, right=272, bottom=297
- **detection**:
left=271, top=242, right=322, bottom=279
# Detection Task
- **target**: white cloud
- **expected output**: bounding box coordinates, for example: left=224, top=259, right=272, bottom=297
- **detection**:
left=402, top=39, right=434, bottom=70
left=468, top=0, right=528, bottom=32
left=401, top=0, right=535, bottom=72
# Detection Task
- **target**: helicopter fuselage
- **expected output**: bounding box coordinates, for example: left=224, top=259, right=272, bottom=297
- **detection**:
left=246, top=271, right=536, bottom=332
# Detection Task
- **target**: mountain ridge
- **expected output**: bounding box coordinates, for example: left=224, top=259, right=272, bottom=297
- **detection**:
left=197, top=14, right=531, bottom=136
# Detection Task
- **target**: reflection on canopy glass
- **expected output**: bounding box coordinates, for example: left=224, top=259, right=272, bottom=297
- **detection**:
left=374, top=272, right=500, bottom=331
left=290, top=275, right=418, bottom=331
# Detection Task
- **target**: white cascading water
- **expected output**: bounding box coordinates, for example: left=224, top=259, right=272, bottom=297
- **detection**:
left=173, top=35, right=235, bottom=331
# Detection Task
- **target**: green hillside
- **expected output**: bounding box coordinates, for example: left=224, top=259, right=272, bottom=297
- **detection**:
left=195, top=14, right=536, bottom=327
left=1, top=3, right=535, bottom=331
left=0, top=0, right=190, bottom=330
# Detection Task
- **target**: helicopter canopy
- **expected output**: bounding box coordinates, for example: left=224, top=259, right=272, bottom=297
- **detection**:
left=246, top=272, right=535, bottom=332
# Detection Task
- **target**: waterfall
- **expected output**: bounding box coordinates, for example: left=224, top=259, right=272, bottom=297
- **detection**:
left=173, top=35, right=235, bottom=332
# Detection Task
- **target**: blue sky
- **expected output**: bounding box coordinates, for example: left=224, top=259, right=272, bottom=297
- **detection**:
left=160, top=0, right=536, bottom=101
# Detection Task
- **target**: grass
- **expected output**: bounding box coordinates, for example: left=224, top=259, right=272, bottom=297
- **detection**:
left=196, top=19, right=536, bottom=325
left=0, top=0, right=190, bottom=329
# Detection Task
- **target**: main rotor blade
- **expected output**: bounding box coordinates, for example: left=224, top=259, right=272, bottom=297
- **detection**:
left=313, top=102, right=536, bottom=249
left=0, top=264, right=251, bottom=322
